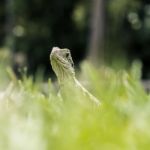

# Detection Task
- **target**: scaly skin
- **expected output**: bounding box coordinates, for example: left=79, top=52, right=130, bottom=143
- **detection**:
left=50, top=47, right=101, bottom=106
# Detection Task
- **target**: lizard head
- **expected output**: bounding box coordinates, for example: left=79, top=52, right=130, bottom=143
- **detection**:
left=50, top=47, right=75, bottom=83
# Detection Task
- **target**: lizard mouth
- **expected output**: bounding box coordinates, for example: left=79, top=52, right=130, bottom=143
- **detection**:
left=54, top=56, right=69, bottom=69
left=50, top=48, right=69, bottom=70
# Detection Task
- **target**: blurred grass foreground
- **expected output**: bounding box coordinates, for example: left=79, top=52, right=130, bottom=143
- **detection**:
left=0, top=50, right=150, bottom=150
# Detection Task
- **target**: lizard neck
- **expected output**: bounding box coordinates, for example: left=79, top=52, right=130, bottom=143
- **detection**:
left=58, top=74, right=76, bottom=86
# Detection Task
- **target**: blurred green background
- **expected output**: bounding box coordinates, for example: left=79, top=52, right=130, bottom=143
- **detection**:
left=0, top=1, right=150, bottom=149
left=0, top=0, right=150, bottom=78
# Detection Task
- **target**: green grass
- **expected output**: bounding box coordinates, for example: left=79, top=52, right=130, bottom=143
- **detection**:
left=0, top=59, right=150, bottom=150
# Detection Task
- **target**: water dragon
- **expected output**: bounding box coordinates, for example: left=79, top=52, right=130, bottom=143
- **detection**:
left=50, top=47, right=101, bottom=106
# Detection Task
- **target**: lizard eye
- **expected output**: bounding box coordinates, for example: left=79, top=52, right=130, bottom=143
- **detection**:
left=66, top=52, right=69, bottom=58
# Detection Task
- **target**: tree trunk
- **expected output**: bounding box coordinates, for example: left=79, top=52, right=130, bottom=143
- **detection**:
left=87, top=0, right=105, bottom=65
